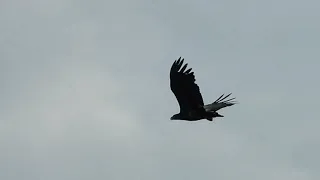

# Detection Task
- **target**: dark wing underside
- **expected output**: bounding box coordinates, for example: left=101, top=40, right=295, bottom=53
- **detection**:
left=170, top=57, right=204, bottom=114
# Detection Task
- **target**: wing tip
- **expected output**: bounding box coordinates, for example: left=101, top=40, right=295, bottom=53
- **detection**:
left=171, top=56, right=186, bottom=72
left=214, top=93, right=237, bottom=104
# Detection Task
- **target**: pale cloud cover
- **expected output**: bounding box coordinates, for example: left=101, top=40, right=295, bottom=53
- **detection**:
left=1, top=0, right=320, bottom=179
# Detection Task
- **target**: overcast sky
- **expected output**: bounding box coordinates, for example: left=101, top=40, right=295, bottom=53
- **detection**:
left=1, top=0, right=320, bottom=179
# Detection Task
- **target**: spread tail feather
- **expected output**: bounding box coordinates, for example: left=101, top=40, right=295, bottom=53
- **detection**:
left=204, top=93, right=237, bottom=112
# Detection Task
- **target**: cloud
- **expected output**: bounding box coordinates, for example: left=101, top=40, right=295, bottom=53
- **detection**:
left=1, top=0, right=320, bottom=179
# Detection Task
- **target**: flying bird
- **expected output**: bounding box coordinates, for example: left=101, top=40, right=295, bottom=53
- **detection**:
left=170, top=57, right=236, bottom=121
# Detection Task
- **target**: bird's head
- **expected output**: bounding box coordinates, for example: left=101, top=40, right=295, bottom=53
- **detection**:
left=170, top=114, right=181, bottom=120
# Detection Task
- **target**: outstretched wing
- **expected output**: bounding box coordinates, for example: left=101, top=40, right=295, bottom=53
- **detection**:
left=203, top=93, right=237, bottom=112
left=170, top=57, right=204, bottom=113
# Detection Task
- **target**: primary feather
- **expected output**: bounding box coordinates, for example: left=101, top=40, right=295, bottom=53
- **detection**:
left=203, top=93, right=237, bottom=112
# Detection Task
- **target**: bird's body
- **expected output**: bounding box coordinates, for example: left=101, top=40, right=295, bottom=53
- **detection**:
left=170, top=57, right=236, bottom=121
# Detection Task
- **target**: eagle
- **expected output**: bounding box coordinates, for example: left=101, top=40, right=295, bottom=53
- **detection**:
left=170, top=57, right=236, bottom=121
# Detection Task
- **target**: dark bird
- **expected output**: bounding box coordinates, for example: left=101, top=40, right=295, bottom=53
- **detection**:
left=170, top=57, right=236, bottom=121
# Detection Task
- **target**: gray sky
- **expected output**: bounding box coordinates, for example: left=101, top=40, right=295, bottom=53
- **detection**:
left=1, top=0, right=320, bottom=179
